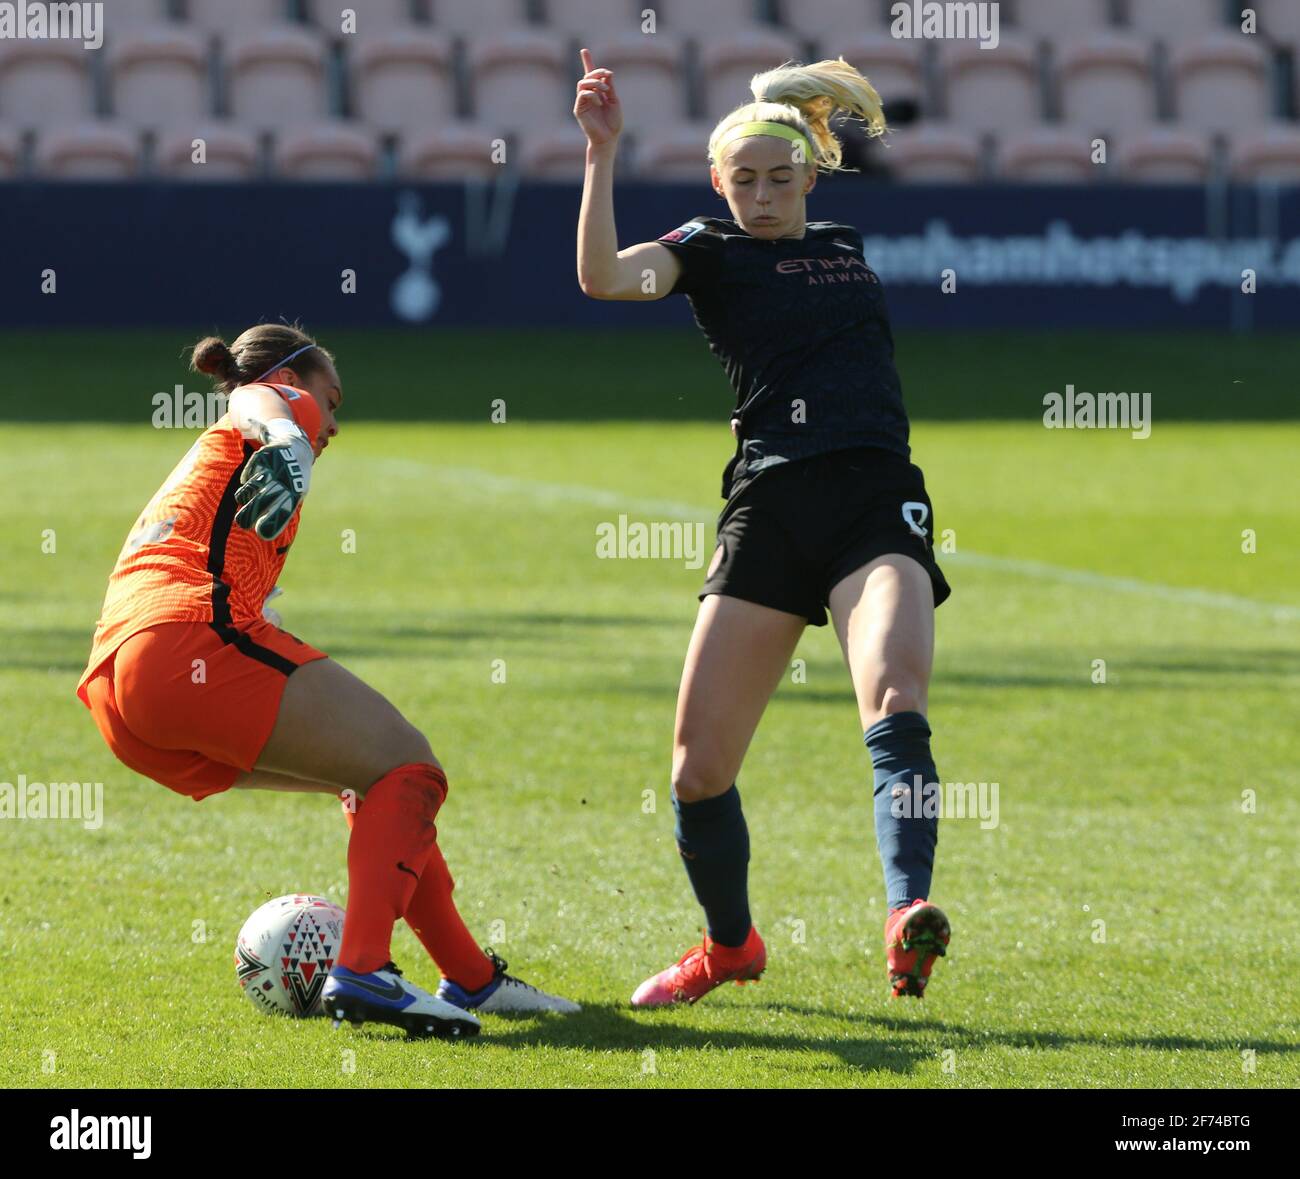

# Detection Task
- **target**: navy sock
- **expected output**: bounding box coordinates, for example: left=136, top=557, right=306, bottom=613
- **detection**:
left=672, top=784, right=752, bottom=948
left=865, top=711, right=939, bottom=910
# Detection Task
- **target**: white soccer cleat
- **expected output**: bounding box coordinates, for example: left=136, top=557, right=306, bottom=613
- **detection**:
left=436, top=949, right=581, bottom=1014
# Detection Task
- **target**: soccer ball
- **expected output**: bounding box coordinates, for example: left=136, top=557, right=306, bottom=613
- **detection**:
left=234, top=894, right=345, bottom=1017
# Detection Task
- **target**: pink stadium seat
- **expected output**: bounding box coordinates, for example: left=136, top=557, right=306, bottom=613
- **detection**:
left=467, top=29, right=569, bottom=134
left=1058, top=33, right=1156, bottom=136
left=1010, top=0, right=1114, bottom=39
left=517, top=121, right=591, bottom=179
left=430, top=0, right=530, bottom=36
left=648, top=0, right=768, bottom=39
left=155, top=124, right=260, bottom=179
left=353, top=31, right=456, bottom=133
left=1248, top=0, right=1300, bottom=44
left=544, top=0, right=645, bottom=39
left=586, top=32, right=689, bottom=127
left=1124, top=0, right=1228, bottom=45
left=276, top=123, right=380, bottom=179
left=878, top=123, right=982, bottom=182
left=109, top=26, right=210, bottom=128
left=779, top=0, right=887, bottom=45
left=1229, top=124, right=1300, bottom=182
left=698, top=28, right=807, bottom=124
left=228, top=28, right=329, bottom=131
left=35, top=123, right=140, bottom=178
left=998, top=127, right=1097, bottom=181
left=941, top=35, right=1042, bottom=134
left=1114, top=125, right=1212, bottom=181
left=0, top=125, right=20, bottom=177
left=1170, top=32, right=1271, bottom=133
left=401, top=122, right=503, bottom=179
left=632, top=121, right=716, bottom=181
left=186, top=0, right=297, bottom=34
left=0, top=40, right=93, bottom=128
left=839, top=33, right=925, bottom=105
left=306, top=0, right=419, bottom=33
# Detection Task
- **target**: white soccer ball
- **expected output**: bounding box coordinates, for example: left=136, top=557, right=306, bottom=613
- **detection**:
left=234, top=894, right=345, bottom=1017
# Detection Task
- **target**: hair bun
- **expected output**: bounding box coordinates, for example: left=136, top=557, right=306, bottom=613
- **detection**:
left=190, top=336, right=240, bottom=381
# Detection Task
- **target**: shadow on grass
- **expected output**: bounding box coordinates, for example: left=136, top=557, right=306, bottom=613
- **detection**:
left=334, top=1001, right=1299, bottom=1079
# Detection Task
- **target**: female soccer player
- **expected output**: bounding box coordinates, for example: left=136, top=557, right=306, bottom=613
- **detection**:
left=76, top=323, right=578, bottom=1036
left=575, top=51, right=953, bottom=1002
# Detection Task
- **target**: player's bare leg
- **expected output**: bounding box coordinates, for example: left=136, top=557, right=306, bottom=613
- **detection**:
left=830, top=554, right=950, bottom=998
left=633, top=592, right=805, bottom=1007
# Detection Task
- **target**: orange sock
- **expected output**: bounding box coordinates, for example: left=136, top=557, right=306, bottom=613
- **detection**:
left=341, top=789, right=494, bottom=991
left=336, top=762, right=446, bottom=975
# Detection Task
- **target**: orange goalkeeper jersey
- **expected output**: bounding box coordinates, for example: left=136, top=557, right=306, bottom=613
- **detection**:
left=76, top=384, right=322, bottom=705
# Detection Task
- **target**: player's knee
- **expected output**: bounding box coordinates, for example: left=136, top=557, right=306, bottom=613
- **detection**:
left=354, top=719, right=440, bottom=797
left=671, top=747, right=736, bottom=803
left=872, top=679, right=927, bottom=721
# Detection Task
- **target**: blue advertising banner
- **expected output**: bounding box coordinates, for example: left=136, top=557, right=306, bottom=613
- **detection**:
left=0, top=180, right=1295, bottom=330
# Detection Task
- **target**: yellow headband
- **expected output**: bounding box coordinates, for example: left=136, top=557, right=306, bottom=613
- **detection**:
left=713, top=120, right=815, bottom=167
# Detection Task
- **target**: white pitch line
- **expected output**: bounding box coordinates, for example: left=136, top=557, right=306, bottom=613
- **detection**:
left=361, top=457, right=1300, bottom=625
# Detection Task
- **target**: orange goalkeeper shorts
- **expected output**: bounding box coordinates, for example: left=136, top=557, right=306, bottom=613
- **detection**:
left=82, top=619, right=328, bottom=801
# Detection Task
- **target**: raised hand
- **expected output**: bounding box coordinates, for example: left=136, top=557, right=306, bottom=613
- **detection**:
left=573, top=47, right=622, bottom=146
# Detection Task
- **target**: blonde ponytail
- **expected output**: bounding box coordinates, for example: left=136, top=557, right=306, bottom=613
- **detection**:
left=708, top=57, right=886, bottom=174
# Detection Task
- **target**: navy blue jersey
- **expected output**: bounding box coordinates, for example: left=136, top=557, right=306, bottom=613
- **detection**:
left=657, top=215, right=911, bottom=498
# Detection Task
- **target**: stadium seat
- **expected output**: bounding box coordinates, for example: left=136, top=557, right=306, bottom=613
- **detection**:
left=1057, top=33, right=1156, bottom=136
left=109, top=26, right=210, bottom=128
left=102, top=0, right=175, bottom=33
left=838, top=33, right=925, bottom=105
left=186, top=0, right=298, bottom=33
left=34, top=123, right=140, bottom=178
left=227, top=28, right=330, bottom=131
left=1124, top=0, right=1229, bottom=45
left=646, top=0, right=769, bottom=39
left=401, top=121, right=503, bottom=179
left=778, top=0, right=887, bottom=45
left=585, top=32, right=689, bottom=127
left=0, top=40, right=93, bottom=128
left=1113, top=125, right=1212, bottom=181
left=304, top=0, right=420, bottom=33
left=1010, top=0, right=1114, bottom=40
left=1228, top=123, right=1300, bottom=182
left=1170, top=32, right=1272, bottom=133
left=352, top=31, right=456, bottom=133
left=429, top=0, right=530, bottom=35
left=517, top=121, right=591, bottom=179
left=940, top=35, right=1042, bottom=133
left=0, top=125, right=20, bottom=177
left=275, top=123, right=380, bottom=179
left=466, top=29, right=569, bottom=134
left=698, top=28, right=807, bottom=123
left=543, top=0, right=646, bottom=39
left=998, top=127, right=1097, bottom=181
left=1248, top=0, right=1300, bottom=45
left=877, top=123, right=982, bottom=182
left=155, top=124, right=261, bottom=179
left=632, top=121, right=716, bottom=181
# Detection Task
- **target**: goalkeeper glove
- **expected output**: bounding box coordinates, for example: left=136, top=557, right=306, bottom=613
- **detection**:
left=234, top=418, right=314, bottom=541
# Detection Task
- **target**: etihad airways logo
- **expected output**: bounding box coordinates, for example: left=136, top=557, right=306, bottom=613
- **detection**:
left=775, top=255, right=878, bottom=285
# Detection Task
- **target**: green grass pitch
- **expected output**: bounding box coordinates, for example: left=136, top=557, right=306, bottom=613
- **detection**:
left=1, top=331, right=1297, bottom=1088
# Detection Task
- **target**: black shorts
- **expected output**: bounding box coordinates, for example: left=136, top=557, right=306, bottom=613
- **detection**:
left=699, top=446, right=951, bottom=626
